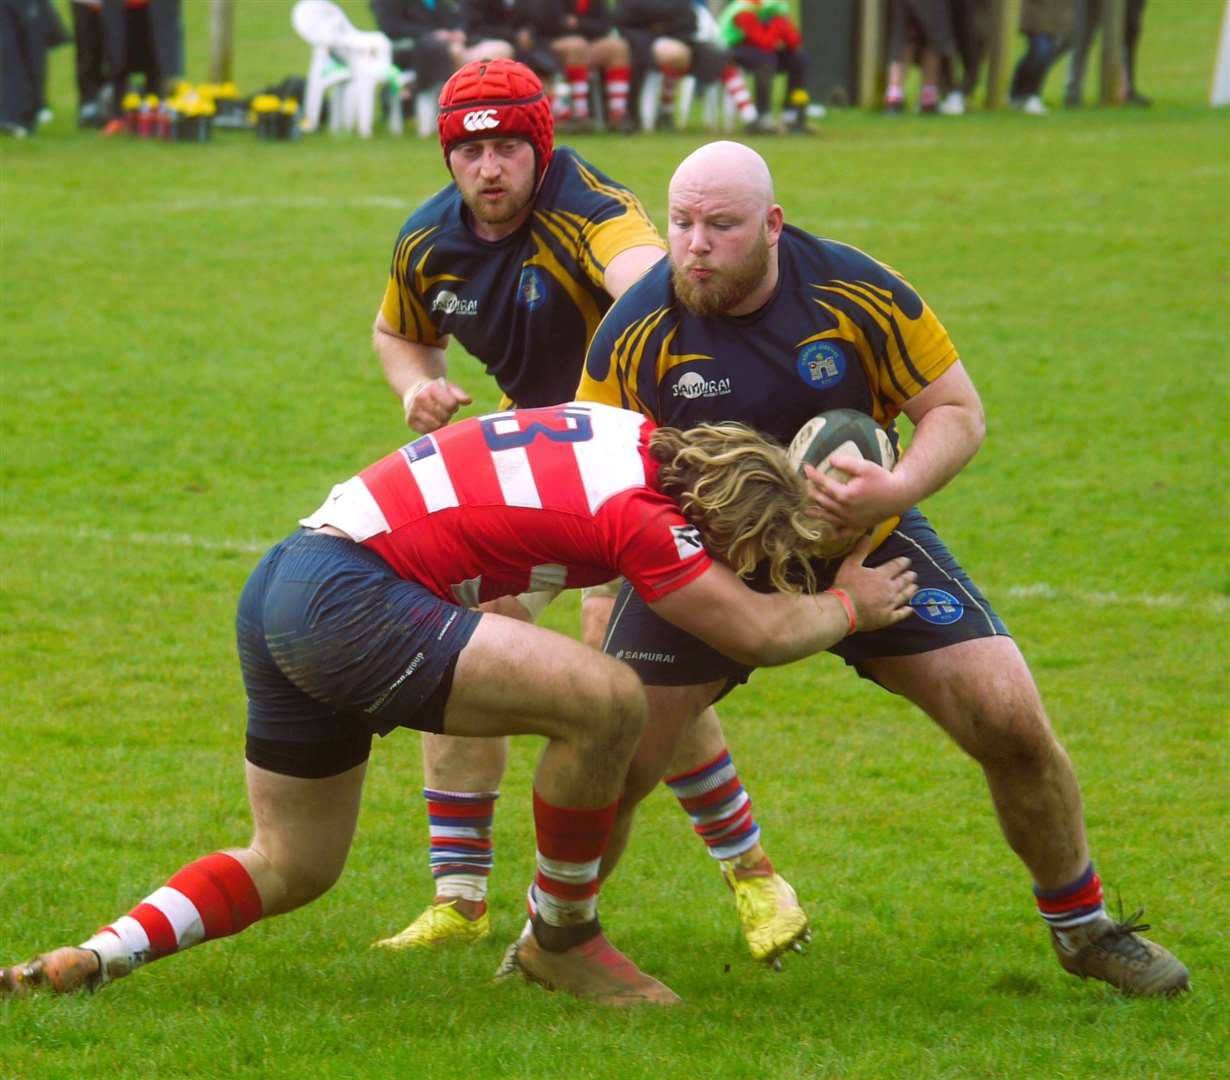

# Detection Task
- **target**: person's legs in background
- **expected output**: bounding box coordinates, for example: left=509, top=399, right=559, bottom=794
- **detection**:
left=1122, top=0, right=1150, bottom=105
left=0, top=0, right=45, bottom=136
left=1064, top=0, right=1101, bottom=105
left=589, top=33, right=631, bottom=130
left=71, top=1, right=110, bottom=126
left=729, top=43, right=777, bottom=131
left=777, top=47, right=813, bottom=132
left=1010, top=32, right=1065, bottom=114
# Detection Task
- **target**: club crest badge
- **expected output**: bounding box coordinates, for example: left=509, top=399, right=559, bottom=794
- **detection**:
left=797, top=341, right=847, bottom=389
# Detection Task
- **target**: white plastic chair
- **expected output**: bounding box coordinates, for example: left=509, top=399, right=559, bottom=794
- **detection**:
left=638, top=72, right=731, bottom=132
left=291, top=0, right=411, bottom=137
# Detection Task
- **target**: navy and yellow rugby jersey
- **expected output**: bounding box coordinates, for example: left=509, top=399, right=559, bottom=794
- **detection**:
left=380, top=147, right=665, bottom=409
left=577, top=224, right=959, bottom=446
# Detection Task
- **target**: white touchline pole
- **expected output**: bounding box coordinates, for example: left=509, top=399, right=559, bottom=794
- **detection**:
left=1213, top=0, right=1230, bottom=105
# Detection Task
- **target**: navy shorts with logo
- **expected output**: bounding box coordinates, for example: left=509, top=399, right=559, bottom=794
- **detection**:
left=603, top=508, right=1009, bottom=695
left=236, top=529, right=482, bottom=777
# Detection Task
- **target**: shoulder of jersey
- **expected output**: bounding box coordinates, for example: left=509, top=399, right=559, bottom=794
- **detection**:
left=631, top=255, right=672, bottom=299
left=402, top=182, right=462, bottom=233
left=803, top=232, right=893, bottom=285
left=597, top=255, right=671, bottom=323
left=540, top=146, right=623, bottom=211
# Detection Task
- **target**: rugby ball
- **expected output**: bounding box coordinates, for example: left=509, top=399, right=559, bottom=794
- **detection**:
left=787, top=409, right=896, bottom=481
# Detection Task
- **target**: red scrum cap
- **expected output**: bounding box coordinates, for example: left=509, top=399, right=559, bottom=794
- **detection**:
left=437, top=58, right=555, bottom=181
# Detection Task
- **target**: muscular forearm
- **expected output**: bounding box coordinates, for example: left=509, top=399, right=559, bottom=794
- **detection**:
left=372, top=314, right=467, bottom=431
left=650, top=543, right=915, bottom=668
left=891, top=399, right=984, bottom=509
left=651, top=568, right=854, bottom=668
left=373, top=319, right=446, bottom=401
left=737, top=589, right=857, bottom=667
left=888, top=359, right=987, bottom=510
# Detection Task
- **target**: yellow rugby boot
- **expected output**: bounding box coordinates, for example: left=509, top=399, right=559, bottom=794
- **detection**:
left=721, top=858, right=810, bottom=966
left=373, top=900, right=490, bottom=950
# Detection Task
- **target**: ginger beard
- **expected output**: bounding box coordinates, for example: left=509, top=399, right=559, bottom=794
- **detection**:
left=454, top=156, right=537, bottom=229
left=670, top=228, right=772, bottom=317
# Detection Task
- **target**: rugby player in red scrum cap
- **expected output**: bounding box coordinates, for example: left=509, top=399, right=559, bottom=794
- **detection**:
left=370, top=58, right=813, bottom=967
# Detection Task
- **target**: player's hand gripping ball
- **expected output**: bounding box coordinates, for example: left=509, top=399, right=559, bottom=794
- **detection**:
left=788, top=409, right=897, bottom=556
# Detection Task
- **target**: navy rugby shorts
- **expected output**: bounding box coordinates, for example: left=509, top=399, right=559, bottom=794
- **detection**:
left=603, top=508, right=1009, bottom=698
left=236, top=529, right=481, bottom=777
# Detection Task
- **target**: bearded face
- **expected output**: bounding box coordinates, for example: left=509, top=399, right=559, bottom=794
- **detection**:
left=670, top=228, right=772, bottom=317
left=449, top=138, right=538, bottom=235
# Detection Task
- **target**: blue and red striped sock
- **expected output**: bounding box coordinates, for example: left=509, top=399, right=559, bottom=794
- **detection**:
left=1035, top=863, right=1105, bottom=929
left=665, top=748, right=761, bottom=862
left=424, top=788, right=496, bottom=903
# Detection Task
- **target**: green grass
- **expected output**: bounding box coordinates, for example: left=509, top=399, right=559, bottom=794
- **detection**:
left=2, top=1, right=1228, bottom=1077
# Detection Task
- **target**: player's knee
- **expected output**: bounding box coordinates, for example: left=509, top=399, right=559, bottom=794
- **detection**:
left=580, top=658, right=647, bottom=757
left=251, top=842, right=346, bottom=914
left=964, top=699, right=1056, bottom=768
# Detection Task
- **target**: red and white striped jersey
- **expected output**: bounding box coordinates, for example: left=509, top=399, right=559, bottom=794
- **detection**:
left=300, top=402, right=712, bottom=606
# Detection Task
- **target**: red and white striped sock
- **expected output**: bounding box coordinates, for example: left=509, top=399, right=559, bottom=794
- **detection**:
left=551, top=78, right=571, bottom=120
left=665, top=747, right=761, bottom=861
left=722, top=64, right=757, bottom=123
left=530, top=790, right=618, bottom=927
left=566, top=65, right=591, bottom=120
left=660, top=70, right=679, bottom=117
left=80, top=851, right=263, bottom=981
left=605, top=65, right=630, bottom=123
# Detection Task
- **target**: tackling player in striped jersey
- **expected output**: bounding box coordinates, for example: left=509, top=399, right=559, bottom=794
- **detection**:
left=1, top=403, right=917, bottom=1005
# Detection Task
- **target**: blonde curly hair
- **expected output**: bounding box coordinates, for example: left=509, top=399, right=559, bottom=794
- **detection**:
left=649, top=422, right=830, bottom=594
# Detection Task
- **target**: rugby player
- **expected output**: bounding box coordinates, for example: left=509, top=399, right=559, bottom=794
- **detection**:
left=575, top=140, right=1189, bottom=997
left=0, top=403, right=918, bottom=1006
left=371, top=58, right=809, bottom=964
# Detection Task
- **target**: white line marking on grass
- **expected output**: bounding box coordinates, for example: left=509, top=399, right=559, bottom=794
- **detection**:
left=150, top=195, right=408, bottom=213
left=1003, top=584, right=1229, bottom=612
left=3, top=524, right=1228, bottom=611
left=821, top=218, right=1116, bottom=237
left=2, top=523, right=268, bottom=555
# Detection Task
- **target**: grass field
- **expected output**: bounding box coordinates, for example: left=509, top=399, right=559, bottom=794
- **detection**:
left=2, top=1, right=1228, bottom=1077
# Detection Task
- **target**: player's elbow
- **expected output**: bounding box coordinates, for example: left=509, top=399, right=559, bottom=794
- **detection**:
left=967, top=399, right=987, bottom=449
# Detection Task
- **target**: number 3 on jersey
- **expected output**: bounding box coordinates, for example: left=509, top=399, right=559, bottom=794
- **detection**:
left=479, top=406, right=594, bottom=451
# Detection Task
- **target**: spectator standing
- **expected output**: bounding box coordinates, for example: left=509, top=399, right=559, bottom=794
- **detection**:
left=70, top=0, right=110, bottom=126
left=0, top=0, right=46, bottom=136
left=939, top=0, right=993, bottom=115
left=1065, top=0, right=1150, bottom=107
left=884, top=0, right=958, bottom=113
left=716, top=0, right=812, bottom=132
left=0, top=0, right=67, bottom=136
left=1009, top=0, right=1075, bottom=115
left=70, top=0, right=184, bottom=132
